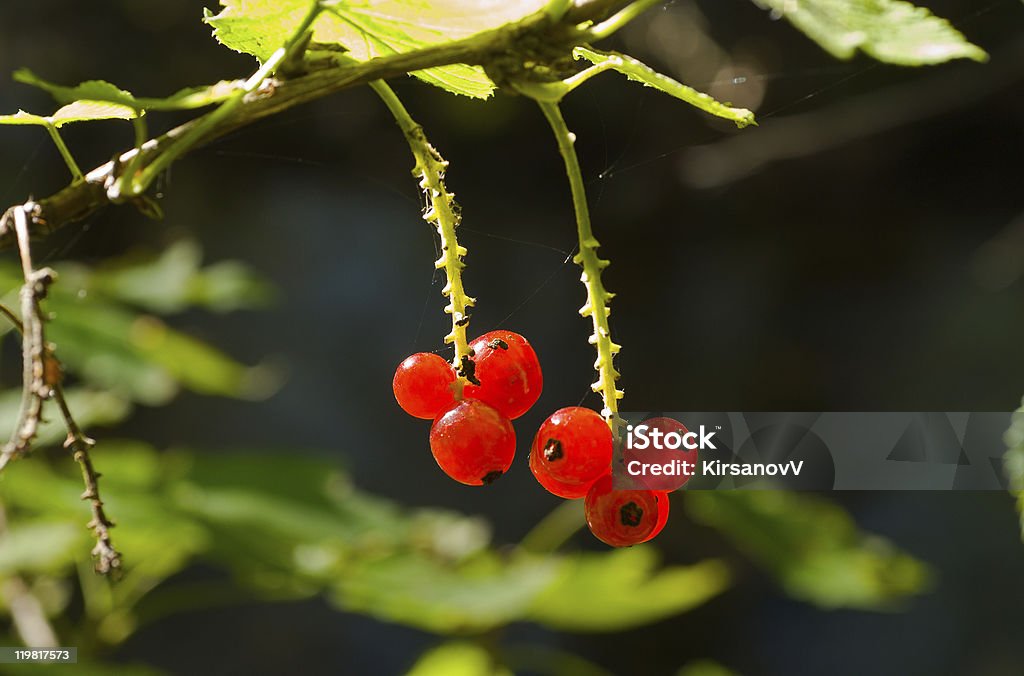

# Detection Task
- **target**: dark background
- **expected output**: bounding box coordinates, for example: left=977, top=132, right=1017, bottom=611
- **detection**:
left=2, top=1, right=1024, bottom=674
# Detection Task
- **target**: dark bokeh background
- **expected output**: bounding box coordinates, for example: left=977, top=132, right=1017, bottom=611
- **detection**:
left=2, top=1, right=1024, bottom=674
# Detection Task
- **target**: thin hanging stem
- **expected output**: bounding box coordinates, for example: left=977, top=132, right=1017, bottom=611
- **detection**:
left=372, top=80, right=476, bottom=393
left=537, top=101, right=623, bottom=421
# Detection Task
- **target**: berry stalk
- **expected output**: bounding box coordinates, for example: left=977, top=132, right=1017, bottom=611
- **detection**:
left=537, top=101, right=623, bottom=420
left=372, top=81, right=476, bottom=395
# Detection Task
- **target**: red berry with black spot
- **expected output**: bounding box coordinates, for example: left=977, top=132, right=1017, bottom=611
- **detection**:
left=530, top=407, right=612, bottom=496
left=393, top=353, right=456, bottom=419
left=530, top=448, right=593, bottom=499
left=462, top=330, right=542, bottom=419
left=584, top=474, right=663, bottom=547
left=429, top=399, right=515, bottom=486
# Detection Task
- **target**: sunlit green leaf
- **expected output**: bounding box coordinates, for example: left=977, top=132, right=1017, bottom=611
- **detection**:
left=527, top=548, right=729, bottom=631
left=751, top=0, right=987, bottom=64
left=687, top=491, right=930, bottom=608
left=204, top=0, right=548, bottom=98
left=0, top=110, right=52, bottom=126
left=0, top=102, right=135, bottom=128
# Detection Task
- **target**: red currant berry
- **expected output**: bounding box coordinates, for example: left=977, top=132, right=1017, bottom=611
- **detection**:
left=624, top=417, right=698, bottom=492
left=530, top=407, right=612, bottom=494
left=529, top=447, right=594, bottom=499
left=429, top=399, right=515, bottom=486
left=584, top=475, right=662, bottom=547
left=641, top=492, right=671, bottom=543
left=392, top=353, right=456, bottom=419
left=462, top=330, right=542, bottom=419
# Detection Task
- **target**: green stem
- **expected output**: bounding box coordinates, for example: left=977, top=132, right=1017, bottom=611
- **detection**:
left=519, top=499, right=585, bottom=553
left=371, top=81, right=475, bottom=391
left=538, top=101, right=623, bottom=420
left=587, top=0, right=664, bottom=41
left=44, top=124, right=82, bottom=181
left=113, top=113, right=148, bottom=201
left=133, top=0, right=323, bottom=194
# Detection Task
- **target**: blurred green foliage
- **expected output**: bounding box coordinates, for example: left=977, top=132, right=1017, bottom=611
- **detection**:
left=0, top=241, right=931, bottom=674
left=687, top=492, right=930, bottom=609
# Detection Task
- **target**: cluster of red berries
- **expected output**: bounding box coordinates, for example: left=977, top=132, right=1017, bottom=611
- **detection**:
left=393, top=330, right=669, bottom=547
left=530, top=406, right=669, bottom=546
left=393, top=330, right=543, bottom=486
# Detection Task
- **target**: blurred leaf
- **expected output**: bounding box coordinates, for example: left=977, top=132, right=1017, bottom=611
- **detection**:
left=527, top=548, right=729, bottom=632
left=0, top=387, right=132, bottom=448
left=0, top=521, right=83, bottom=574
left=14, top=69, right=237, bottom=111
left=752, top=0, right=987, bottom=64
left=407, top=641, right=511, bottom=676
left=81, top=241, right=275, bottom=313
left=572, top=48, right=756, bottom=128
left=46, top=300, right=263, bottom=404
left=687, top=492, right=930, bottom=609
left=334, top=552, right=557, bottom=633
left=0, top=243, right=275, bottom=405
left=0, top=443, right=211, bottom=588
left=1002, top=399, right=1024, bottom=539
left=677, top=660, right=738, bottom=676
left=204, top=0, right=548, bottom=99
left=0, top=446, right=729, bottom=641
left=0, top=662, right=164, bottom=676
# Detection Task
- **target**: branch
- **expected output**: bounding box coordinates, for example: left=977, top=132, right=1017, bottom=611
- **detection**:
left=0, top=208, right=121, bottom=574
left=0, top=0, right=637, bottom=249
left=0, top=204, right=57, bottom=471
left=54, top=389, right=121, bottom=575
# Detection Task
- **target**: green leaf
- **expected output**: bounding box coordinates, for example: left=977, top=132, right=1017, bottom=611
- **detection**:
left=46, top=301, right=267, bottom=404
left=14, top=69, right=237, bottom=112
left=81, top=241, right=275, bottom=313
left=0, top=110, right=51, bottom=126
left=407, top=642, right=511, bottom=676
left=0, top=102, right=135, bottom=128
left=0, top=264, right=275, bottom=405
left=527, top=548, right=729, bottom=631
left=687, top=491, right=930, bottom=609
left=0, top=521, right=83, bottom=574
left=752, top=0, right=987, bottom=65
left=572, top=47, right=756, bottom=128
left=204, top=0, right=547, bottom=99
left=334, top=552, right=557, bottom=633
left=1003, top=399, right=1024, bottom=539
